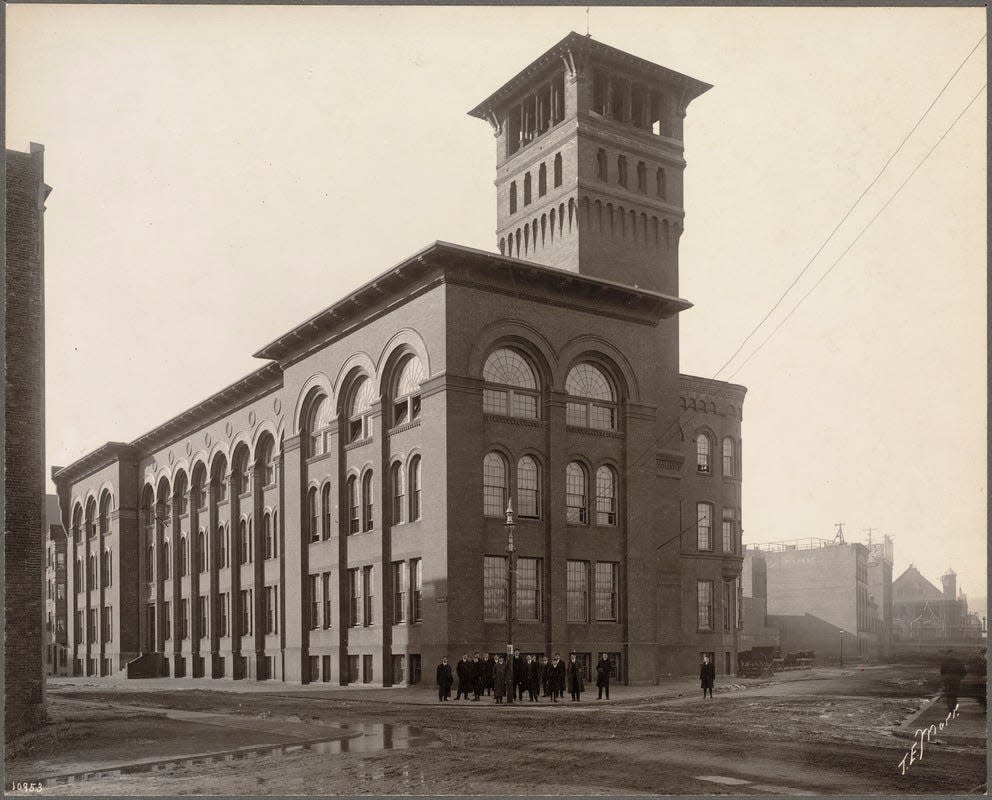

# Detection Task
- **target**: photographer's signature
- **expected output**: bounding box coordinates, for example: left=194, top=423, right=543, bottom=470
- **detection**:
left=898, top=703, right=958, bottom=775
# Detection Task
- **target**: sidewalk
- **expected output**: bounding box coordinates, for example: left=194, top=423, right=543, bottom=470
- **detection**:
left=894, top=695, right=986, bottom=746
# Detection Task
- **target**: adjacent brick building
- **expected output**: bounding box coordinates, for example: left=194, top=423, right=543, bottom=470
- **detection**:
left=52, top=33, right=746, bottom=685
left=5, top=143, right=51, bottom=740
left=44, top=494, right=70, bottom=676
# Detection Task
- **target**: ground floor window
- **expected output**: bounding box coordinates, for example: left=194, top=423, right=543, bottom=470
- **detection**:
left=409, top=654, right=422, bottom=685
left=392, top=654, right=405, bottom=684
left=362, top=654, right=373, bottom=683
left=322, top=655, right=331, bottom=682
left=308, top=655, right=319, bottom=683
left=348, top=654, right=359, bottom=683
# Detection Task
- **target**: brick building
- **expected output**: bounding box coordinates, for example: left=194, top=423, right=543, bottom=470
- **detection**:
left=5, top=143, right=51, bottom=740
left=892, top=565, right=983, bottom=644
left=52, top=33, right=746, bottom=685
left=44, top=494, right=70, bottom=676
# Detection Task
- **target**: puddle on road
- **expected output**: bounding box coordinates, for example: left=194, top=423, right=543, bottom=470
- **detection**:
left=38, top=723, right=435, bottom=789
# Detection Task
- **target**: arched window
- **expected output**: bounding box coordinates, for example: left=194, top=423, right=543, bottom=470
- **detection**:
left=696, top=434, right=712, bottom=474
left=565, top=363, right=617, bottom=430
left=197, top=530, right=206, bottom=572
left=99, top=493, right=111, bottom=535
left=391, top=462, right=405, bottom=525
left=86, top=500, right=97, bottom=539
left=258, top=438, right=275, bottom=485
left=214, top=468, right=228, bottom=503
left=697, top=502, right=713, bottom=550
left=262, top=515, right=272, bottom=559
left=347, top=476, right=359, bottom=534
left=565, top=462, right=588, bottom=524
left=88, top=554, right=96, bottom=586
left=306, top=395, right=331, bottom=457
left=553, top=153, right=562, bottom=188
left=233, top=451, right=250, bottom=496
left=74, top=558, right=81, bottom=589
left=523, top=172, right=532, bottom=205
left=595, top=466, right=617, bottom=526
left=656, top=167, right=666, bottom=199
left=637, top=161, right=647, bottom=192
left=361, top=471, right=374, bottom=532
left=509, top=181, right=517, bottom=215
left=272, top=511, right=279, bottom=555
left=617, top=155, right=628, bottom=188
left=321, top=483, right=332, bottom=540
left=538, top=163, right=547, bottom=196
left=597, top=148, right=607, bottom=181
left=193, top=472, right=207, bottom=509
left=307, top=488, right=319, bottom=543
left=145, top=546, right=153, bottom=579
left=180, top=536, right=188, bottom=576
left=162, top=541, right=171, bottom=579
left=392, top=355, right=425, bottom=427
left=348, top=378, right=375, bottom=443
left=240, top=520, right=250, bottom=562
left=408, top=456, right=422, bottom=521
left=722, top=437, right=735, bottom=477
left=483, top=348, right=539, bottom=419
left=517, top=456, right=540, bottom=519
left=483, top=452, right=507, bottom=518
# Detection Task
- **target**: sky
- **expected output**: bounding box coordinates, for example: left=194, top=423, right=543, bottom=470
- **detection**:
left=7, top=5, right=987, bottom=608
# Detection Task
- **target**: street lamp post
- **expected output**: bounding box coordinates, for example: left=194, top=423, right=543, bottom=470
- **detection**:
left=839, top=629, right=844, bottom=669
left=505, top=498, right=516, bottom=705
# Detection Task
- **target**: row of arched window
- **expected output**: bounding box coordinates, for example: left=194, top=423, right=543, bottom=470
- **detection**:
left=695, top=434, right=739, bottom=478
left=306, top=456, right=423, bottom=542
left=508, top=152, right=564, bottom=215
left=596, top=148, right=667, bottom=199
left=483, top=452, right=619, bottom=527
left=304, top=353, right=425, bottom=459
left=73, top=550, right=112, bottom=592
left=483, top=348, right=620, bottom=431
left=499, top=198, right=575, bottom=260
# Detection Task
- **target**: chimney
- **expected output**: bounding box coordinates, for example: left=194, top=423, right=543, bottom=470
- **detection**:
left=941, top=568, right=956, bottom=601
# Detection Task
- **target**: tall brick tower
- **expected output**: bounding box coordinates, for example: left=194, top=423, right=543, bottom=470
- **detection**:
left=469, top=32, right=710, bottom=295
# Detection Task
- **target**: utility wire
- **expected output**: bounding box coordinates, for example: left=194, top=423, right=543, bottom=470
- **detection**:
left=727, top=81, right=987, bottom=381
left=712, top=32, right=986, bottom=380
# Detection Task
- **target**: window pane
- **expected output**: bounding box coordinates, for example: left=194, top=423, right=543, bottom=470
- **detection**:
left=722, top=508, right=735, bottom=553
left=589, top=404, right=615, bottom=431
left=395, top=356, right=425, bottom=397
left=483, top=349, right=538, bottom=389
left=565, top=462, right=587, bottom=524
left=483, top=453, right=507, bottom=518
left=566, top=561, right=588, bottom=622
left=595, top=467, right=616, bottom=526
left=697, top=503, right=712, bottom=550
left=566, top=402, right=586, bottom=427
left=516, top=558, right=541, bottom=621
left=722, top=438, right=735, bottom=476
left=511, top=392, right=538, bottom=419
left=594, top=562, right=618, bottom=621
left=483, top=389, right=509, bottom=416
left=696, top=435, right=711, bottom=473
left=517, top=457, right=540, bottom=518
left=565, top=363, right=614, bottom=401
left=484, top=556, right=507, bottom=621
left=697, top=581, right=713, bottom=630
left=350, top=378, right=375, bottom=417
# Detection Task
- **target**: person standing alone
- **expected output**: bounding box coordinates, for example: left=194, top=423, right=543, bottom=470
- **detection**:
left=567, top=653, right=585, bottom=701
left=596, top=653, right=612, bottom=700
left=436, top=656, right=453, bottom=702
left=700, top=654, right=715, bottom=699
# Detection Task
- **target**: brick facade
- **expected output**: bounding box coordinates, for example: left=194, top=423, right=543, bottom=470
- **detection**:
left=5, top=143, right=50, bottom=741
left=53, top=34, right=746, bottom=685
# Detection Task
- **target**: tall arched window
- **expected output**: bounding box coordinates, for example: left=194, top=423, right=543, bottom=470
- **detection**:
left=696, top=434, right=712, bottom=474
left=180, top=536, right=188, bottom=575
left=348, top=378, right=375, bottom=443
left=272, top=510, right=279, bottom=554
left=553, top=153, right=563, bottom=188
left=306, top=395, right=331, bottom=457
left=565, top=462, right=588, bottom=524
left=565, top=363, right=617, bottom=430
left=321, top=483, right=332, bottom=540
left=523, top=172, right=532, bottom=205
left=697, top=502, right=713, bottom=550
left=145, top=546, right=153, bottom=579
left=233, top=451, right=250, bottom=495
left=347, top=476, right=359, bottom=534
left=361, top=471, right=374, bottom=532
left=617, top=155, right=628, bottom=187
left=483, top=452, right=507, bottom=518
left=483, top=348, right=539, bottom=419
left=392, top=355, right=425, bottom=427
left=637, top=161, right=647, bottom=192
left=597, top=148, right=608, bottom=181
left=538, top=162, right=547, bottom=196
left=517, top=456, right=540, bottom=519
left=390, top=462, right=405, bottom=525
left=408, top=456, right=422, bottom=522
left=595, top=466, right=617, bottom=526
left=162, top=541, right=171, bottom=579
left=722, top=437, right=735, bottom=477
left=99, top=493, right=111, bottom=536
left=509, top=181, right=517, bottom=215
left=86, top=500, right=97, bottom=539
left=193, top=472, right=207, bottom=509
left=656, top=167, right=666, bottom=199
left=258, top=437, right=275, bottom=485
left=240, top=520, right=250, bottom=562
left=197, top=530, right=206, bottom=572
left=307, top=488, right=319, bottom=543
left=262, top=514, right=272, bottom=559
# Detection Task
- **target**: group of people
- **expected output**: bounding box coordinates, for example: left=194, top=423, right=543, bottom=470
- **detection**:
left=435, top=650, right=614, bottom=703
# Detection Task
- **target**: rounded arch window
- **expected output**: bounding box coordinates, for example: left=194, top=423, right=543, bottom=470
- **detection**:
left=346, top=476, right=360, bottom=534
left=565, top=462, right=588, bottom=524
left=595, top=466, right=617, bottom=526
left=517, top=456, right=541, bottom=519
left=696, top=433, right=712, bottom=474
left=408, top=455, right=422, bottom=521
left=392, top=355, right=425, bottom=427
left=483, top=348, right=540, bottom=419
left=99, top=492, right=112, bottom=534
left=722, top=437, right=735, bottom=477
left=306, top=395, right=331, bottom=457
left=257, top=437, right=275, bottom=485
left=565, top=362, right=617, bottom=430
left=348, top=377, right=375, bottom=443
left=390, top=462, right=406, bottom=525
left=483, top=452, right=508, bottom=518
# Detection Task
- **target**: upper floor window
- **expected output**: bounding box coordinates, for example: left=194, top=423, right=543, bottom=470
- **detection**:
left=347, top=476, right=360, bottom=534
left=180, top=536, right=188, bottom=576
left=262, top=515, right=273, bottom=559
left=99, top=494, right=112, bottom=535
left=656, top=167, right=667, bottom=199
left=258, top=438, right=275, bottom=485
left=722, top=508, right=737, bottom=554
left=565, top=462, right=588, bottom=525
left=565, top=363, right=617, bottom=430
left=722, top=437, right=735, bottom=477
left=392, top=356, right=425, bottom=427
left=307, top=395, right=331, bottom=457
left=482, top=348, right=539, bottom=419
left=321, top=483, right=332, bottom=540
left=348, top=378, right=375, bottom=443
left=509, top=181, right=517, bottom=214
left=161, top=541, right=171, bottom=580
left=391, top=462, right=406, bottom=525
left=194, top=475, right=207, bottom=509
left=483, top=452, right=507, bottom=518
left=307, top=488, right=319, bottom=543
left=538, top=163, right=547, bottom=197
left=553, top=153, right=563, bottom=188
left=637, top=161, right=647, bottom=192
left=197, top=530, right=207, bottom=572
left=696, top=434, right=712, bottom=474
left=595, top=466, right=617, bottom=526
left=408, top=456, right=422, bottom=522
left=505, top=71, right=565, bottom=156
left=361, top=471, right=374, bottom=532
left=617, top=155, right=628, bottom=188
left=523, top=172, right=532, bottom=205
left=517, top=456, right=540, bottom=519
left=596, top=148, right=608, bottom=181
left=697, top=502, right=713, bottom=551
left=233, top=453, right=250, bottom=495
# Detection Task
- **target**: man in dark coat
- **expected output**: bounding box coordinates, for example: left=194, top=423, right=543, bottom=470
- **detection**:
left=481, top=653, right=494, bottom=696
left=471, top=652, right=483, bottom=701
left=540, top=655, right=551, bottom=697
left=700, top=654, right=715, bottom=699
left=492, top=656, right=507, bottom=703
left=596, top=652, right=613, bottom=700
left=939, top=650, right=967, bottom=712
left=567, top=653, right=585, bottom=701
left=548, top=652, right=566, bottom=701
left=455, top=653, right=472, bottom=700
left=512, top=649, right=526, bottom=701
left=525, top=655, right=541, bottom=701
left=436, top=657, right=453, bottom=701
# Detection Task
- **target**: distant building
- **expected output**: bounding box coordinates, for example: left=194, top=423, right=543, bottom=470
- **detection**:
left=44, top=494, right=70, bottom=676
left=867, top=535, right=894, bottom=657
left=739, top=549, right=779, bottom=658
left=5, top=143, right=51, bottom=742
left=892, top=565, right=983, bottom=644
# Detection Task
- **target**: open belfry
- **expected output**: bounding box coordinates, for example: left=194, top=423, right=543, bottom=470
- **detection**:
left=53, top=32, right=745, bottom=686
